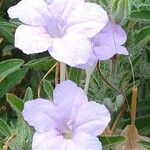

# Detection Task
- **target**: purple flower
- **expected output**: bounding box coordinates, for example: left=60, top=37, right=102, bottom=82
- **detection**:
left=77, top=21, right=129, bottom=69
left=22, top=80, right=110, bottom=150
left=8, top=0, right=108, bottom=67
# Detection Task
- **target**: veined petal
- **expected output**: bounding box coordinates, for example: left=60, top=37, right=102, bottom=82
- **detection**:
left=62, top=0, right=84, bottom=19
left=72, top=133, right=102, bottom=150
left=115, top=45, right=128, bottom=55
left=46, top=0, right=68, bottom=18
left=8, top=0, right=51, bottom=26
left=49, top=32, right=91, bottom=66
left=94, top=45, right=116, bottom=60
left=53, top=80, right=88, bottom=105
left=46, top=0, right=84, bottom=18
left=94, top=22, right=127, bottom=46
left=32, top=131, right=64, bottom=150
left=15, top=25, right=52, bottom=54
left=74, top=102, right=110, bottom=136
left=76, top=52, right=97, bottom=69
left=94, top=45, right=128, bottom=60
left=53, top=80, right=88, bottom=121
left=66, top=2, right=108, bottom=38
left=22, top=99, right=57, bottom=133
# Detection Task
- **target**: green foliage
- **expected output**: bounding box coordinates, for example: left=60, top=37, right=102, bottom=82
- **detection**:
left=24, top=57, right=56, bottom=71
left=0, top=59, right=24, bottom=82
left=0, top=119, right=11, bottom=137
left=23, top=87, right=34, bottom=102
left=0, top=118, right=33, bottom=150
left=9, top=119, right=33, bottom=150
left=0, top=68, right=28, bottom=98
left=99, top=135, right=126, bottom=147
left=138, top=140, right=150, bottom=149
left=43, top=79, right=53, bottom=100
left=131, top=10, right=150, bottom=21
left=6, top=93, right=24, bottom=114
left=111, top=0, right=131, bottom=24
left=43, top=80, right=54, bottom=100
left=69, top=67, right=83, bottom=85
left=134, top=26, right=150, bottom=47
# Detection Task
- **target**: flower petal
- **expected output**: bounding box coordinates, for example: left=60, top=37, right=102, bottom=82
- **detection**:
left=8, top=0, right=51, bottom=26
left=53, top=80, right=88, bottom=105
left=76, top=52, right=97, bottom=69
left=94, top=45, right=116, bottom=60
left=94, top=45, right=128, bottom=60
left=49, top=32, right=91, bottom=66
left=74, top=101, right=110, bottom=136
left=46, top=0, right=68, bottom=17
left=53, top=80, right=88, bottom=120
left=115, top=45, right=129, bottom=55
left=94, top=21, right=127, bottom=46
left=32, top=131, right=64, bottom=150
left=72, top=132, right=102, bottom=150
left=62, top=0, right=84, bottom=18
left=46, top=0, right=83, bottom=18
left=22, top=99, right=56, bottom=133
left=15, top=25, right=52, bottom=54
left=66, top=2, right=108, bottom=38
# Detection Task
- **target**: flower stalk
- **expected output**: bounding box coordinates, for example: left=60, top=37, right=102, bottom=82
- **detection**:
left=84, top=63, right=96, bottom=94
left=60, top=62, right=66, bottom=82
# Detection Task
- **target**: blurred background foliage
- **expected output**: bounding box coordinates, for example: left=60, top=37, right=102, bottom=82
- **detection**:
left=0, top=0, right=150, bottom=149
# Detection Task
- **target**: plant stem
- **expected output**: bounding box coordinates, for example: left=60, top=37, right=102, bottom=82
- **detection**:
left=128, top=56, right=136, bottom=86
left=96, top=63, right=120, bottom=94
left=60, top=62, right=66, bottom=82
left=84, top=65, right=96, bottom=94
left=131, top=86, right=138, bottom=125
left=55, top=63, right=60, bottom=86
left=37, top=62, right=58, bottom=98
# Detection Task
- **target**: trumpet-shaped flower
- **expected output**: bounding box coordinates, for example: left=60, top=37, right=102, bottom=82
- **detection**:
left=77, top=21, right=128, bottom=69
left=8, top=0, right=108, bottom=66
left=22, top=80, right=110, bottom=150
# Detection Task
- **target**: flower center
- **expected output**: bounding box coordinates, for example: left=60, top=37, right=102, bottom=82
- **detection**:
left=46, top=18, right=65, bottom=38
left=64, top=129, right=72, bottom=139
left=63, top=119, right=73, bottom=139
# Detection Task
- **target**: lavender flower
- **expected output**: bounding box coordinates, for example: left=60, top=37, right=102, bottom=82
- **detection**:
left=22, top=80, right=110, bottom=150
left=8, top=0, right=108, bottom=67
left=77, top=21, right=129, bottom=69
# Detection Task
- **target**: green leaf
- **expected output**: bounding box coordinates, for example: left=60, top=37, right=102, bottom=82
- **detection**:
left=0, top=138, right=4, bottom=148
left=2, top=45, right=14, bottom=56
left=136, top=115, right=150, bottom=134
left=123, top=115, right=150, bottom=135
left=112, top=0, right=131, bottom=24
left=131, top=10, right=150, bottom=21
left=134, top=26, right=150, bottom=47
left=24, top=57, right=56, bottom=71
left=9, top=118, right=33, bottom=150
left=0, top=119, right=11, bottom=137
left=111, top=0, right=119, bottom=11
left=0, top=68, right=28, bottom=98
left=137, top=100, right=150, bottom=112
left=69, top=67, right=83, bottom=85
left=23, top=87, right=34, bottom=102
left=0, top=18, right=17, bottom=43
left=138, top=140, right=150, bottom=149
left=6, top=94, right=24, bottom=114
left=0, top=59, right=24, bottom=82
left=43, top=80, right=53, bottom=100
left=99, top=135, right=126, bottom=147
